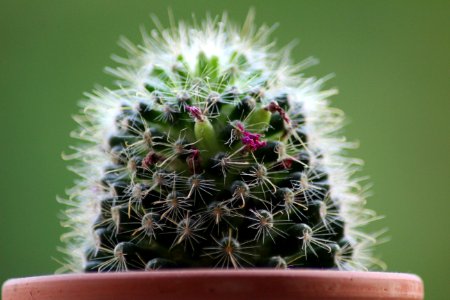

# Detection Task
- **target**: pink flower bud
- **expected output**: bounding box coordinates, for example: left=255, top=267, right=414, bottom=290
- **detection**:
left=186, top=105, right=204, bottom=121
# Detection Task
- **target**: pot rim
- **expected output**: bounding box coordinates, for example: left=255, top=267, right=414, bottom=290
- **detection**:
left=3, top=269, right=424, bottom=300
left=4, top=268, right=422, bottom=281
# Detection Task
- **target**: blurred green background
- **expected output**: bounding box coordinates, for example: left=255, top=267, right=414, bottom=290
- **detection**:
left=1, top=0, right=448, bottom=298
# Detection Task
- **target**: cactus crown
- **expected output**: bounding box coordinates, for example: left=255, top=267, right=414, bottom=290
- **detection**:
left=60, top=13, right=383, bottom=272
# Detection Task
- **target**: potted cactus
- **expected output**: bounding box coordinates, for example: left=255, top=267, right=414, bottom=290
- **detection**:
left=2, top=13, right=423, bottom=300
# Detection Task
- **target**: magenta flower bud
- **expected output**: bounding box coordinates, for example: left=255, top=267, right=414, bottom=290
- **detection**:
left=186, top=105, right=204, bottom=121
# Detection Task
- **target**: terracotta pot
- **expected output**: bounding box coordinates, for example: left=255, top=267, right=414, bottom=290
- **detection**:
left=2, top=269, right=423, bottom=300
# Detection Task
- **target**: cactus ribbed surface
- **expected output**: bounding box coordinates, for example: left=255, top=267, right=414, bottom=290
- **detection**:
left=61, top=13, right=382, bottom=272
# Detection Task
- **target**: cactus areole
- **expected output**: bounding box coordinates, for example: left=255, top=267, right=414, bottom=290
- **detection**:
left=60, top=13, right=383, bottom=273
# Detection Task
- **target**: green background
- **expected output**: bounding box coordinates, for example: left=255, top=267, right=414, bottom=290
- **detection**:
left=1, top=0, right=449, bottom=298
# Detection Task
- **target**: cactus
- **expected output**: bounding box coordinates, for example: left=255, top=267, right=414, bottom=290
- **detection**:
left=60, top=13, right=382, bottom=272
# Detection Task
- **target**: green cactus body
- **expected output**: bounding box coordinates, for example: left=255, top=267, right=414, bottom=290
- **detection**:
left=61, top=14, right=382, bottom=272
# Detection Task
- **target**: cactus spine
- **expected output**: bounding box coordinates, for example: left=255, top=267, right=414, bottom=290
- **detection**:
left=60, top=13, right=382, bottom=272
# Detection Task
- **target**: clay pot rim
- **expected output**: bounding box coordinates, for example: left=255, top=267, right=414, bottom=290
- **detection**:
left=4, top=269, right=423, bottom=282
left=3, top=269, right=424, bottom=300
